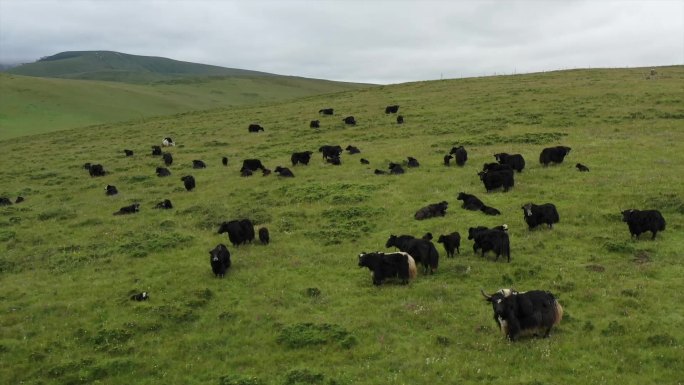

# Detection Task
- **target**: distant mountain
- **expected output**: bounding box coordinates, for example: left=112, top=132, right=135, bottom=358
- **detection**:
left=4, top=51, right=282, bottom=83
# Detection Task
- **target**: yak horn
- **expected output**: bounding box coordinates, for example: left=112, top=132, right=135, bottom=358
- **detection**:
left=480, top=289, right=491, bottom=299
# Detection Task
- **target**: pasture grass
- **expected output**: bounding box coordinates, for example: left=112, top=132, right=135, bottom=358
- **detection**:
left=0, top=66, right=683, bottom=384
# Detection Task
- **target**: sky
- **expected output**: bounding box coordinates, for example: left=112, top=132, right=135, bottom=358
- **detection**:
left=0, top=0, right=682, bottom=84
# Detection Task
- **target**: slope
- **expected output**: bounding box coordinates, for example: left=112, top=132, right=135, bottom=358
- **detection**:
left=0, top=66, right=682, bottom=385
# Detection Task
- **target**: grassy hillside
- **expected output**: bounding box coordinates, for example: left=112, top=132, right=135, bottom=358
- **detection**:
left=5, top=51, right=278, bottom=83
left=0, top=66, right=682, bottom=385
left=0, top=73, right=369, bottom=140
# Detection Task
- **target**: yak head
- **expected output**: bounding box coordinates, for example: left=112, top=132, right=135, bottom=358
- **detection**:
left=481, top=288, right=519, bottom=319
left=621, top=209, right=635, bottom=222
left=385, top=235, right=398, bottom=249
left=522, top=203, right=534, bottom=217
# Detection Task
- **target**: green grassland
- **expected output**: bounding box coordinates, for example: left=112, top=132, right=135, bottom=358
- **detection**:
left=0, top=73, right=368, bottom=140
left=0, top=66, right=683, bottom=385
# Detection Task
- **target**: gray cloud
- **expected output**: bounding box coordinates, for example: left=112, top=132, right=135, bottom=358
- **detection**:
left=1, top=0, right=682, bottom=84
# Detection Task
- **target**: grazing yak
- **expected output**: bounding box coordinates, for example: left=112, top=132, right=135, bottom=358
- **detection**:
left=343, top=116, right=356, bottom=125
left=406, top=157, right=419, bottom=168
left=274, top=166, right=295, bottom=177
left=621, top=209, right=666, bottom=240
left=437, top=232, right=461, bottom=258
left=130, top=292, right=149, bottom=301
left=258, top=227, right=270, bottom=244
left=494, top=153, right=526, bottom=172
left=319, top=145, right=343, bottom=160
left=105, top=185, right=118, bottom=196
left=88, top=164, right=106, bottom=177
left=162, top=137, right=175, bottom=147
left=358, top=251, right=417, bottom=285
left=291, top=151, right=313, bottom=166
left=242, top=159, right=266, bottom=172
left=522, top=203, right=560, bottom=229
left=310, top=120, right=320, bottom=128
left=386, top=235, right=439, bottom=274
left=151, top=146, right=162, bottom=156
left=482, top=288, right=563, bottom=341
left=422, top=232, right=433, bottom=241
left=181, top=175, right=196, bottom=191
left=114, top=203, right=140, bottom=216
left=0, top=197, right=13, bottom=206
left=467, top=226, right=510, bottom=262
left=478, top=169, right=514, bottom=192
left=156, top=167, right=171, bottom=177
left=162, top=152, right=173, bottom=166
left=450, top=146, right=468, bottom=166
left=576, top=163, right=590, bottom=172
left=346, top=145, right=361, bottom=154
left=397, top=115, right=404, bottom=124
left=209, top=244, right=231, bottom=278
left=218, top=219, right=255, bottom=247
left=360, top=158, right=370, bottom=165
left=222, top=157, right=228, bottom=166
left=385, top=105, right=399, bottom=114
left=319, top=108, right=334, bottom=115
left=154, top=199, right=173, bottom=209
left=192, top=160, right=207, bottom=169
left=389, top=163, right=405, bottom=174
left=414, top=201, right=448, bottom=220
left=124, top=149, right=134, bottom=157
left=539, top=146, right=571, bottom=166
left=248, top=124, right=264, bottom=132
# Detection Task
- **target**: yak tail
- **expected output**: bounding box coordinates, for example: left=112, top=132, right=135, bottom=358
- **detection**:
left=430, top=244, right=439, bottom=270
left=504, top=236, right=511, bottom=262
left=553, top=300, right=564, bottom=326
left=406, top=255, right=417, bottom=280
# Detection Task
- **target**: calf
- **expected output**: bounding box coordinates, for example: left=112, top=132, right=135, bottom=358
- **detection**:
left=274, top=166, right=294, bottom=177
left=319, top=108, right=334, bottom=115
left=258, top=227, right=270, bottom=245
left=478, top=169, right=514, bottom=192
left=386, top=235, right=439, bottom=274
left=156, top=167, right=171, bottom=177
left=346, top=145, right=361, bottom=154
left=162, top=152, right=173, bottom=166
left=319, top=145, right=343, bottom=160
left=437, top=232, right=461, bottom=258
left=360, top=158, right=370, bottom=165
left=358, top=251, right=417, bottom=285
left=522, top=203, right=559, bottom=229
left=450, top=146, right=468, bottom=166
left=222, top=157, right=228, bottom=166
left=192, top=160, right=207, bottom=169
left=291, top=151, right=313, bottom=166
left=443, top=154, right=452, bottom=166
left=240, top=168, right=253, bottom=177
left=105, top=185, right=118, bottom=196
left=539, top=146, right=571, bottom=166
left=248, top=124, right=264, bottom=132
left=89, top=164, right=106, bottom=177
left=262, top=168, right=271, bottom=176
left=397, top=115, right=404, bottom=124
left=343, top=116, right=356, bottom=125
left=576, top=163, right=590, bottom=172
left=414, top=201, right=448, bottom=220
left=154, top=199, right=173, bottom=209
left=181, top=175, right=196, bottom=191
left=468, top=227, right=510, bottom=262
left=482, top=289, right=563, bottom=341
left=124, top=149, right=134, bottom=157
left=209, top=244, right=231, bottom=278
left=114, top=203, right=140, bottom=216
left=15, top=196, right=24, bottom=204
left=621, top=209, right=666, bottom=240
left=385, top=105, right=399, bottom=114
left=326, top=155, right=341, bottom=165
left=494, top=153, right=526, bottom=172
left=310, top=120, right=320, bottom=128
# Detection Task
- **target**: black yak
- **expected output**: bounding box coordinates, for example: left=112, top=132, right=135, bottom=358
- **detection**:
left=124, top=149, right=134, bottom=157
left=162, top=152, right=173, bottom=166
left=192, top=160, right=207, bottom=169
left=406, top=157, right=419, bottom=168
left=154, top=199, right=173, bottom=209
left=242, top=159, right=265, bottom=172
left=358, top=251, right=416, bottom=285
left=481, top=288, right=563, bottom=341
left=346, top=145, right=361, bottom=154
left=621, top=209, right=666, bottom=240
left=151, top=146, right=162, bottom=156
left=386, top=235, right=439, bottom=274
left=162, top=137, right=175, bottom=147
left=467, top=226, right=510, bottom=262
left=218, top=219, right=254, bottom=247
left=310, top=120, right=320, bottom=128
left=437, top=232, right=461, bottom=258
left=343, top=116, right=356, bottom=125
left=319, top=108, right=334, bottom=115
left=522, top=203, right=560, bottom=229
left=450, top=146, right=468, bottom=166
left=89, top=164, right=106, bottom=177
left=209, top=244, right=231, bottom=278
left=478, top=169, right=514, bottom=192
left=274, top=166, right=294, bottom=177
left=248, top=124, right=264, bottom=132
left=319, top=145, right=343, bottom=160
left=130, top=292, right=149, bottom=301
left=494, top=153, right=525, bottom=172
left=105, top=185, right=118, bottom=196
left=360, top=158, right=370, bottom=164
left=397, top=115, right=404, bottom=124
left=222, top=157, right=228, bottom=166
left=156, top=167, right=171, bottom=177
left=414, top=201, right=448, bottom=220
left=181, top=175, right=196, bottom=191
left=539, top=146, right=571, bottom=166
left=291, top=151, right=313, bottom=166
left=113, top=203, right=140, bottom=216
left=576, top=163, right=590, bottom=172
left=385, top=105, right=399, bottom=114
left=259, top=227, right=270, bottom=245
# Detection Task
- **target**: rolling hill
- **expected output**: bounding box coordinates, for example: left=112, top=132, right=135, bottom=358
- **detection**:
left=0, top=66, right=682, bottom=385
left=0, top=51, right=371, bottom=139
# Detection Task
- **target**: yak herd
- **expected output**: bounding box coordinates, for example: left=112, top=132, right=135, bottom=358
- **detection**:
left=39, top=103, right=666, bottom=342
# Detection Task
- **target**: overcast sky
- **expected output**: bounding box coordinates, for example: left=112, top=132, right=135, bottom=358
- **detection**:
left=1, top=0, right=682, bottom=84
